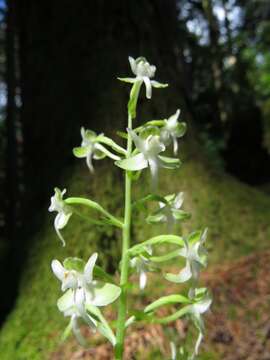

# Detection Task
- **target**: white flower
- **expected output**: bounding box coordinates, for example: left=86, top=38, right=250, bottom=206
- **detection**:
left=159, top=192, right=184, bottom=221
left=188, top=289, right=212, bottom=332
left=73, top=127, right=121, bottom=172
left=51, top=252, right=98, bottom=292
left=54, top=253, right=121, bottom=345
left=73, top=128, right=105, bottom=172
left=49, top=188, right=72, bottom=246
left=129, top=129, right=165, bottom=179
left=118, top=56, right=168, bottom=99
left=52, top=253, right=121, bottom=308
left=147, top=192, right=189, bottom=228
left=160, top=109, right=186, bottom=155
left=130, top=247, right=153, bottom=290
left=188, top=289, right=212, bottom=359
left=116, top=129, right=180, bottom=186
left=165, top=229, right=208, bottom=283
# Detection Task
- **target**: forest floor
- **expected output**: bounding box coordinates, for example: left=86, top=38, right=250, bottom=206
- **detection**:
left=50, top=250, right=270, bottom=360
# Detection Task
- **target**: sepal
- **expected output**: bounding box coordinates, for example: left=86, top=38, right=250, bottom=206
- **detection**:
left=63, top=257, right=85, bottom=272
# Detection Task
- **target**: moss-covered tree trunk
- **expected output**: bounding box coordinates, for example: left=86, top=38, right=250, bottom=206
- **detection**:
left=16, top=0, right=188, bottom=227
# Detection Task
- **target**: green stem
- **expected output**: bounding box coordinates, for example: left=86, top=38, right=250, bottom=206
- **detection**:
left=65, top=197, right=123, bottom=228
left=115, top=113, right=133, bottom=359
left=72, top=209, right=111, bottom=227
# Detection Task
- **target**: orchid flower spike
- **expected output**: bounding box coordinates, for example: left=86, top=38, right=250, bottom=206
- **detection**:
left=49, top=188, right=72, bottom=246
left=160, top=109, right=186, bottom=155
left=73, top=127, right=120, bottom=172
left=165, top=229, right=208, bottom=283
left=118, top=56, right=168, bottom=99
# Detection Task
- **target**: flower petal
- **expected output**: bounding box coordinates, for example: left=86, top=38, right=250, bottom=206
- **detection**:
left=148, top=158, right=159, bottom=184
left=84, top=253, right=98, bottom=283
left=128, top=56, right=137, bottom=75
left=193, top=296, right=212, bottom=314
left=51, top=260, right=65, bottom=281
left=117, top=77, right=136, bottom=83
left=143, top=76, right=152, bottom=99
left=86, top=282, right=121, bottom=307
left=158, top=155, right=181, bottom=169
left=62, top=272, right=78, bottom=291
left=165, top=262, right=192, bottom=283
left=167, top=109, right=180, bottom=127
left=150, top=80, right=168, bottom=88
left=174, top=192, right=184, bottom=209
left=86, top=150, right=94, bottom=172
left=146, top=212, right=167, bottom=224
left=57, top=289, right=74, bottom=313
left=194, top=331, right=203, bottom=355
left=115, top=153, right=148, bottom=171
left=147, top=136, right=165, bottom=155
left=55, top=212, right=71, bottom=230
left=173, top=137, right=178, bottom=155
left=127, top=129, right=146, bottom=152
left=71, top=315, right=87, bottom=346
left=55, top=227, right=66, bottom=247
left=73, top=146, right=88, bottom=158
left=139, top=270, right=147, bottom=290
left=170, top=341, right=177, bottom=360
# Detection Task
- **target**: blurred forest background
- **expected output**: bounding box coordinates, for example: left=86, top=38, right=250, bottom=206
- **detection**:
left=1, top=0, right=270, bottom=359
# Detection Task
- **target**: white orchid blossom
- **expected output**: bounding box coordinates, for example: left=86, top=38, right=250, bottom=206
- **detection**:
left=118, top=56, right=168, bottom=99
left=129, top=129, right=165, bottom=179
left=52, top=253, right=121, bottom=308
left=73, top=127, right=120, bottom=172
left=159, top=192, right=184, bottom=223
left=130, top=248, right=153, bottom=290
left=147, top=192, right=189, bottom=228
left=53, top=253, right=121, bottom=345
left=51, top=252, right=98, bottom=292
left=188, top=289, right=212, bottom=359
left=165, top=229, right=208, bottom=283
left=49, top=188, right=72, bottom=246
left=116, top=129, right=180, bottom=183
left=160, top=109, right=186, bottom=155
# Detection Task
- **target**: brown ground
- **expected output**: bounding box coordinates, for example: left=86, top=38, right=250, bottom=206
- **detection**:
left=50, top=251, right=270, bottom=360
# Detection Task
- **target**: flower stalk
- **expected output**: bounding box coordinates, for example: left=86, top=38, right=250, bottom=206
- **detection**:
left=115, top=112, right=133, bottom=359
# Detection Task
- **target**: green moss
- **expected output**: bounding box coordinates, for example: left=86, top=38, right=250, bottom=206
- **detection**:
left=0, top=148, right=270, bottom=359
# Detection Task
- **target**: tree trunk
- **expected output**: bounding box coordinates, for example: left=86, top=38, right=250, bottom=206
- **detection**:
left=202, top=0, right=227, bottom=127
left=15, top=0, right=187, bottom=233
